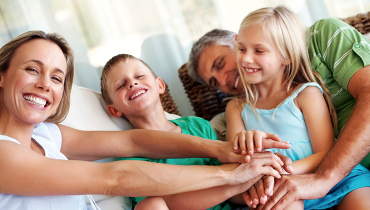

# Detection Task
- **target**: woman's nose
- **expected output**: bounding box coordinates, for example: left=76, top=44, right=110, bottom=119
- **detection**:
left=35, top=75, right=50, bottom=91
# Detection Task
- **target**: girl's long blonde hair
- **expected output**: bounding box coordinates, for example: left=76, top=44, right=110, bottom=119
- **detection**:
left=237, top=6, right=337, bottom=131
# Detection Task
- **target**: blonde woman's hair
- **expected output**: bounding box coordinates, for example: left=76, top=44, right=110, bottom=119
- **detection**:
left=100, top=54, right=157, bottom=105
left=0, top=31, right=74, bottom=123
left=237, top=6, right=337, bottom=131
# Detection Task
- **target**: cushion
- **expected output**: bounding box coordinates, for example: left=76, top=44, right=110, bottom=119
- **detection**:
left=60, top=84, right=181, bottom=210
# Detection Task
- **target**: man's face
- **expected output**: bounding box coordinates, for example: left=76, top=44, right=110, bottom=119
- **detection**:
left=198, top=44, right=244, bottom=95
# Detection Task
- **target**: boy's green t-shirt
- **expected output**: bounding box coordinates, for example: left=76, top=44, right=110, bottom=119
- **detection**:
left=117, top=116, right=232, bottom=210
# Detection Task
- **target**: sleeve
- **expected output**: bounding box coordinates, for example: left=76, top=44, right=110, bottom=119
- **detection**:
left=42, top=122, right=62, bottom=150
left=190, top=116, right=219, bottom=141
left=188, top=117, right=222, bottom=166
left=308, top=17, right=370, bottom=90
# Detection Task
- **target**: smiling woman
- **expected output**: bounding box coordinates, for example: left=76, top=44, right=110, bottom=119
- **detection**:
left=0, top=31, right=287, bottom=210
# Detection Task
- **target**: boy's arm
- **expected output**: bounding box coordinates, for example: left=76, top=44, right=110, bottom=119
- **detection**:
left=58, top=124, right=248, bottom=163
left=292, top=86, right=335, bottom=174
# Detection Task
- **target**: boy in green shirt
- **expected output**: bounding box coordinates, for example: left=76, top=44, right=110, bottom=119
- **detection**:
left=100, top=54, right=289, bottom=210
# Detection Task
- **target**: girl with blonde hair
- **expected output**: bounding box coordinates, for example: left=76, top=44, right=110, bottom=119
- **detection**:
left=226, top=6, right=370, bottom=210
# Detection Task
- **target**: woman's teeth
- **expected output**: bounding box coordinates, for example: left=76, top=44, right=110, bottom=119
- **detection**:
left=24, top=95, right=47, bottom=107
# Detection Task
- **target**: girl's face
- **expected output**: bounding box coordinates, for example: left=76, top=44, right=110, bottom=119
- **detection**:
left=106, top=59, right=165, bottom=118
left=0, top=39, right=67, bottom=125
left=237, top=24, right=287, bottom=87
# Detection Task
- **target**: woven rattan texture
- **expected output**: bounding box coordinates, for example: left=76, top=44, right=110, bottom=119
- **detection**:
left=160, top=82, right=180, bottom=115
left=178, top=63, right=232, bottom=120
left=342, top=11, right=370, bottom=34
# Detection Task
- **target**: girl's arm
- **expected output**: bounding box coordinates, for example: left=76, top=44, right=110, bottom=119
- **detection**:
left=0, top=141, right=282, bottom=197
left=293, top=86, right=335, bottom=174
left=57, top=124, right=248, bottom=163
left=226, top=99, right=246, bottom=144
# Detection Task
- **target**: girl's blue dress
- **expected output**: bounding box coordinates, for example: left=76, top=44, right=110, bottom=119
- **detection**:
left=241, top=82, right=370, bottom=209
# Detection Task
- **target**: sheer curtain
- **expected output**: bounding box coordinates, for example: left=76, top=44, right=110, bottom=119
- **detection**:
left=0, top=0, right=367, bottom=116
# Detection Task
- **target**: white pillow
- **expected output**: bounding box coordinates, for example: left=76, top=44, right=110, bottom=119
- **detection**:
left=60, top=85, right=181, bottom=210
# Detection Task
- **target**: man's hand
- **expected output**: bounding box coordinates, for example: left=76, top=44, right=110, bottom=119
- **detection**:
left=257, top=173, right=330, bottom=210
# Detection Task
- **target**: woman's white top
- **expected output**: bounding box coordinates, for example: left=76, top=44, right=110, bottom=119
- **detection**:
left=0, top=122, right=90, bottom=210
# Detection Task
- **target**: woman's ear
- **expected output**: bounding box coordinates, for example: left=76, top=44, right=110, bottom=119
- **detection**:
left=107, top=104, right=123, bottom=118
left=156, top=77, right=166, bottom=94
left=0, top=72, right=3, bottom=87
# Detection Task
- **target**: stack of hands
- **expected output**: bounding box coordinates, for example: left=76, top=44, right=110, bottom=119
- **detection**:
left=232, top=130, right=293, bottom=209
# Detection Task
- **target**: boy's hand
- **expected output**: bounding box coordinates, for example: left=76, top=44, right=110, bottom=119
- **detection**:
left=217, top=141, right=251, bottom=164
left=233, top=130, right=290, bottom=155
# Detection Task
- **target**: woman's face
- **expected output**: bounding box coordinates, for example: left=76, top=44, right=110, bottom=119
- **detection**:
left=0, top=39, right=67, bottom=125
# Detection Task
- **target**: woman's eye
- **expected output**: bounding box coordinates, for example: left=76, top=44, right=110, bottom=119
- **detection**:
left=26, top=68, right=38, bottom=73
left=256, top=50, right=264, bottom=53
left=52, top=76, right=63, bottom=83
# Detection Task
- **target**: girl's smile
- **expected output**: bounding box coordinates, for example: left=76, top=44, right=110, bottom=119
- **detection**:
left=237, top=24, right=287, bottom=86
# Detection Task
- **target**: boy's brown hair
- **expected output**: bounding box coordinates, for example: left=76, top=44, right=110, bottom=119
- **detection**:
left=101, top=54, right=157, bottom=105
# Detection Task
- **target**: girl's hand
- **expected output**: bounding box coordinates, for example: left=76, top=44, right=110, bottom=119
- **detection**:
left=233, top=130, right=282, bottom=155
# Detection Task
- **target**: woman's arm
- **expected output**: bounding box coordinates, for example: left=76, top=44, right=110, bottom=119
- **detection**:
left=138, top=151, right=284, bottom=209
left=58, top=124, right=247, bottom=163
left=293, top=86, right=335, bottom=174
left=0, top=141, right=282, bottom=197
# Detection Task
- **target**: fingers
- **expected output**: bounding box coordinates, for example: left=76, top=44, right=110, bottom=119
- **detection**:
left=264, top=133, right=281, bottom=142
left=255, top=178, right=267, bottom=204
left=243, top=131, right=254, bottom=155
left=262, top=139, right=291, bottom=150
left=243, top=191, right=253, bottom=207
left=249, top=152, right=283, bottom=178
left=248, top=186, right=259, bottom=208
left=275, top=153, right=294, bottom=174
left=263, top=175, right=274, bottom=197
left=262, top=176, right=294, bottom=210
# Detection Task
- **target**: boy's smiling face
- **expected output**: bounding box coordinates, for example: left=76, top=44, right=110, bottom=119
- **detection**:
left=106, top=59, right=165, bottom=118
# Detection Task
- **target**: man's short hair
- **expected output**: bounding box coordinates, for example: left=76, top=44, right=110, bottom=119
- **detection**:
left=188, top=29, right=236, bottom=85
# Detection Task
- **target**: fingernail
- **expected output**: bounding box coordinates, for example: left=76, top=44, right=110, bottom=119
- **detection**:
left=288, top=165, right=294, bottom=172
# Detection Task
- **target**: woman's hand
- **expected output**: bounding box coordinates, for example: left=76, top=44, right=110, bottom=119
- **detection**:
left=228, top=151, right=284, bottom=185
